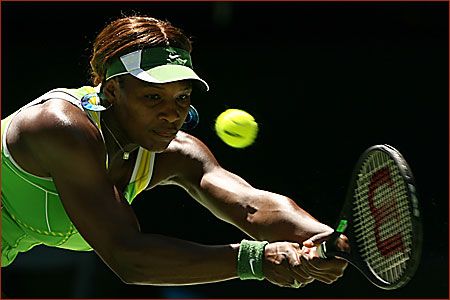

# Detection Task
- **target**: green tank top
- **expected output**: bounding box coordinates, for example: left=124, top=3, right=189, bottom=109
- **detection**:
left=1, top=86, right=156, bottom=267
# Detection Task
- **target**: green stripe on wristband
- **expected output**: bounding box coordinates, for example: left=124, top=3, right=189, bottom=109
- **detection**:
left=237, top=239, right=269, bottom=280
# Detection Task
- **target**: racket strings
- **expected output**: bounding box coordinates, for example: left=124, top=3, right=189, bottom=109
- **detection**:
left=353, top=151, right=414, bottom=284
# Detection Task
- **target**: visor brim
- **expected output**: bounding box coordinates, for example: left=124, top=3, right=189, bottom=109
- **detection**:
left=130, top=65, right=209, bottom=91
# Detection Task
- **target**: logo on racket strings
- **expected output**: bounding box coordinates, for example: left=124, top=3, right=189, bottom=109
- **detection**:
left=368, top=167, right=405, bottom=257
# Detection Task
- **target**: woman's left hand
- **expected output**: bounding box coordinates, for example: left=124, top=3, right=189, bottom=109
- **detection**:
left=294, top=239, right=348, bottom=284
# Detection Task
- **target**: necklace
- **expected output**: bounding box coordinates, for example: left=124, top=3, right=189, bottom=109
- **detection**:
left=101, top=119, right=130, bottom=160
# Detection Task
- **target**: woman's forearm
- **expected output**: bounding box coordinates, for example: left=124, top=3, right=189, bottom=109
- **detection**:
left=107, top=233, right=240, bottom=285
left=195, top=170, right=333, bottom=244
left=240, top=190, right=334, bottom=243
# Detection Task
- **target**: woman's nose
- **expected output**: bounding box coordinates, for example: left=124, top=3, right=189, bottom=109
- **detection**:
left=158, top=104, right=181, bottom=123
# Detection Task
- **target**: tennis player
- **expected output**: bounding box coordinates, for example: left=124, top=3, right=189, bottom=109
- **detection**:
left=1, top=15, right=347, bottom=289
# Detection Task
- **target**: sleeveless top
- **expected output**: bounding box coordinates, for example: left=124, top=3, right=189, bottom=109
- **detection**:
left=1, top=86, right=156, bottom=267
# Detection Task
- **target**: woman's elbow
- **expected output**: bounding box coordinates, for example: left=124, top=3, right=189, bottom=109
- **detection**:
left=99, top=241, right=150, bottom=285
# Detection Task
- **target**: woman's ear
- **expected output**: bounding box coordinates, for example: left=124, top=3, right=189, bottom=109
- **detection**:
left=102, top=78, right=121, bottom=104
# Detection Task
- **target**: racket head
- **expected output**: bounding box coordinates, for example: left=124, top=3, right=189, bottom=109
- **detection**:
left=325, top=144, right=422, bottom=290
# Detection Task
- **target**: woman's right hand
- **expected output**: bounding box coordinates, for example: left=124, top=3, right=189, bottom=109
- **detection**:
left=263, top=242, right=314, bottom=288
left=262, top=240, right=348, bottom=288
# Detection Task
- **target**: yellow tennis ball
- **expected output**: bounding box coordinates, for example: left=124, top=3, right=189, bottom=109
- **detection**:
left=215, top=109, right=258, bottom=148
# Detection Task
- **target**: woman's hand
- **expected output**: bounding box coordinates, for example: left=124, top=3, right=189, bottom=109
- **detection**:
left=300, top=234, right=349, bottom=284
left=262, top=239, right=348, bottom=288
left=263, top=242, right=314, bottom=288
left=299, top=244, right=348, bottom=284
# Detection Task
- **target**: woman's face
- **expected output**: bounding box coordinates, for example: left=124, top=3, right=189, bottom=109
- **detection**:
left=106, top=75, right=193, bottom=152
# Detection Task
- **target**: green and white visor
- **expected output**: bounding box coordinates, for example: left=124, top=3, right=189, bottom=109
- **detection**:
left=105, top=46, right=209, bottom=91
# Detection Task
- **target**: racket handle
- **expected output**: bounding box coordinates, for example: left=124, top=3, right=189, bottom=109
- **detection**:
left=316, top=231, right=347, bottom=259
left=317, top=242, right=328, bottom=259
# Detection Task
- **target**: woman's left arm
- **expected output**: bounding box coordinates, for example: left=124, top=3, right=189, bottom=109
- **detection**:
left=154, top=132, right=333, bottom=244
left=152, top=132, right=348, bottom=284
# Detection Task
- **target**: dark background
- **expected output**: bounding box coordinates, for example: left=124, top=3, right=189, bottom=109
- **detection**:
left=1, top=1, right=448, bottom=298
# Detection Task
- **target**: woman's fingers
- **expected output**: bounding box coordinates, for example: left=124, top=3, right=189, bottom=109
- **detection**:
left=263, top=242, right=315, bottom=288
left=263, top=241, right=348, bottom=288
left=299, top=255, right=348, bottom=283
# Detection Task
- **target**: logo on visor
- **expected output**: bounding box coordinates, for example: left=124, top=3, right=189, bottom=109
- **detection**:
left=166, top=48, right=188, bottom=65
left=169, top=53, right=180, bottom=60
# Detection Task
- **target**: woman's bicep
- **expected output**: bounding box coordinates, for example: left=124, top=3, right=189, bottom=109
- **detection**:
left=52, top=158, right=140, bottom=253
left=30, top=115, right=141, bottom=264
left=156, top=133, right=255, bottom=224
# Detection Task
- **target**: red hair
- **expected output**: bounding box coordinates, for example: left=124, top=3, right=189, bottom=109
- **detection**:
left=90, top=16, right=192, bottom=86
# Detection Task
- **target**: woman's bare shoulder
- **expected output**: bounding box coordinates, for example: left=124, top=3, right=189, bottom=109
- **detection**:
left=7, top=98, right=105, bottom=175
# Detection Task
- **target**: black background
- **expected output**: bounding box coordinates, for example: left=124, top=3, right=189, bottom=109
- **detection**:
left=1, top=1, right=448, bottom=298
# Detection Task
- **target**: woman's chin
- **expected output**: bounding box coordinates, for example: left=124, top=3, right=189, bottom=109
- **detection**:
left=141, top=141, right=172, bottom=153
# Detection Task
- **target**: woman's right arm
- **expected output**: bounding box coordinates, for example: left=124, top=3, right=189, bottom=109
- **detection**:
left=14, top=100, right=240, bottom=285
left=18, top=100, right=309, bottom=287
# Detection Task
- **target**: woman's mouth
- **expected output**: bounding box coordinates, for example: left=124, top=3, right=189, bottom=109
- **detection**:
left=153, top=129, right=177, bottom=140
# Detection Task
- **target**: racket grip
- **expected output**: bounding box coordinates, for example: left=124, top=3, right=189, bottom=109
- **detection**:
left=316, top=231, right=346, bottom=259
left=317, top=242, right=328, bottom=259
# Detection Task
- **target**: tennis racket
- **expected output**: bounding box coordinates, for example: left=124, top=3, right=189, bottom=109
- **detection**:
left=317, top=144, right=422, bottom=290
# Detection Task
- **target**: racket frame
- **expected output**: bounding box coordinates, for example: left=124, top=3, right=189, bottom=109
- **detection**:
left=318, top=144, right=422, bottom=290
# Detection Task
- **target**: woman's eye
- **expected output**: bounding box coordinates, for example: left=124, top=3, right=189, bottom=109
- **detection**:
left=145, top=94, right=161, bottom=101
left=177, top=94, right=191, bottom=105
